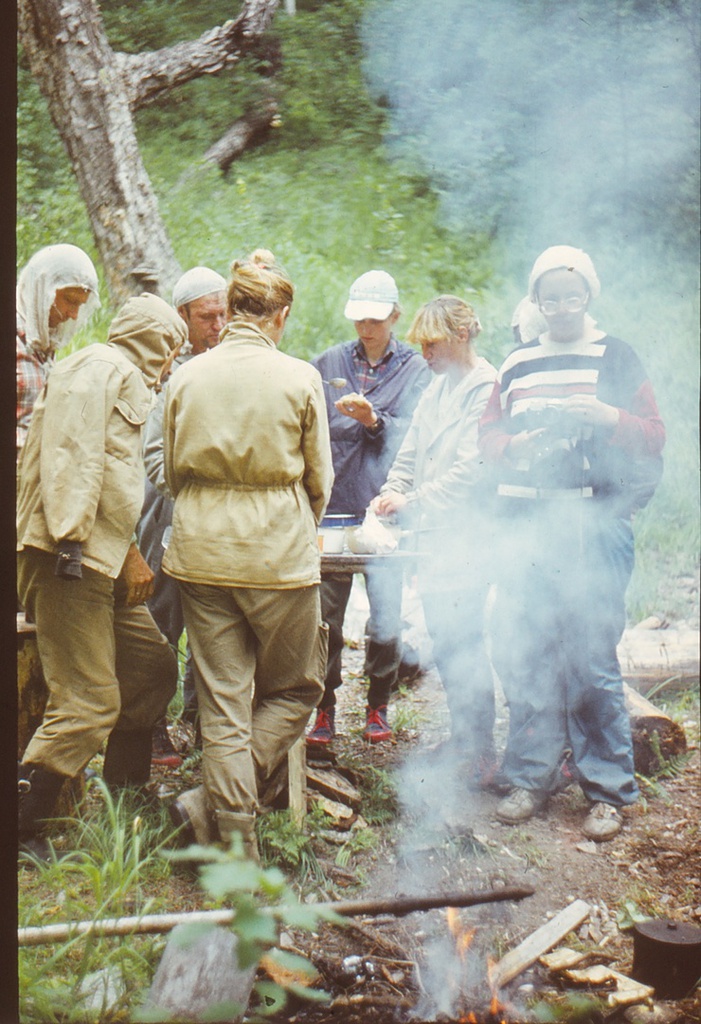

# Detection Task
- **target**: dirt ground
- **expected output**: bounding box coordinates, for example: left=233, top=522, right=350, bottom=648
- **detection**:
left=273, top=631, right=700, bottom=1024
left=157, top=572, right=700, bottom=1023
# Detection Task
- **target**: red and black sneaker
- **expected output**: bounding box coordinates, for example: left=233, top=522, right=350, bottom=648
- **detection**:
left=151, top=722, right=183, bottom=768
left=306, top=707, right=336, bottom=746
left=363, top=705, right=392, bottom=743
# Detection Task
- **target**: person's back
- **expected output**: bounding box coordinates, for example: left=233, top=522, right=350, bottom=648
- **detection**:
left=163, top=322, right=331, bottom=589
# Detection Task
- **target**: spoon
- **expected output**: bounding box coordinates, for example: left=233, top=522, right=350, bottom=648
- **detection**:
left=322, top=377, right=348, bottom=389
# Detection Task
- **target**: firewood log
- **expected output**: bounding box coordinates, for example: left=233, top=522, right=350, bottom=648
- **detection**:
left=624, top=682, right=688, bottom=776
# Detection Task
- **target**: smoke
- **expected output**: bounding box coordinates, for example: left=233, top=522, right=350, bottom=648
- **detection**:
left=351, top=7, right=698, bottom=1015
left=361, top=0, right=699, bottom=260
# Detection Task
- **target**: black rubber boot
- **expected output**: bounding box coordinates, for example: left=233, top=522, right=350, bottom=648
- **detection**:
left=18, top=762, right=67, bottom=864
left=103, top=728, right=153, bottom=791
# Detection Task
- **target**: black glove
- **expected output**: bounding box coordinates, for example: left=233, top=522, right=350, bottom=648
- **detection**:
left=55, top=540, right=83, bottom=580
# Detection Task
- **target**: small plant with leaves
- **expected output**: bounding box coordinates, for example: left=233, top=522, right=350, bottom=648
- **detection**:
left=356, top=765, right=400, bottom=826
left=154, top=836, right=343, bottom=1021
left=334, top=825, right=378, bottom=868
left=256, top=808, right=326, bottom=882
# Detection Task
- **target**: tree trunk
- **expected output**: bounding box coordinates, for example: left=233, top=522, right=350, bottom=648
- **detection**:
left=19, top=0, right=182, bottom=303
left=18, top=0, right=281, bottom=304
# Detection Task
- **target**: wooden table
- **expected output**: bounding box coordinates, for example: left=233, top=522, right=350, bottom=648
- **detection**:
left=320, top=549, right=419, bottom=579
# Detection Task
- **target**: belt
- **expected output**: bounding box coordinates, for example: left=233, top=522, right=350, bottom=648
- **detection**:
left=498, top=484, right=593, bottom=499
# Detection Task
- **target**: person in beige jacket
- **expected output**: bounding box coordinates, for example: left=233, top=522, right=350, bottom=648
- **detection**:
left=17, top=293, right=188, bottom=861
left=164, top=249, right=333, bottom=858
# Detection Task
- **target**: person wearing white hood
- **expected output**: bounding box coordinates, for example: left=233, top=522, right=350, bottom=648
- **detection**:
left=17, top=293, right=188, bottom=862
left=372, top=295, right=499, bottom=787
left=16, top=243, right=100, bottom=458
left=138, top=267, right=227, bottom=765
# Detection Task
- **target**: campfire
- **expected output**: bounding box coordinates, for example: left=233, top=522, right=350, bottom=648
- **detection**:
left=443, top=907, right=508, bottom=1023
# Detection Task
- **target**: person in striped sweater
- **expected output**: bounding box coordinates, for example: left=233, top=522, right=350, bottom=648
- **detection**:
left=479, top=246, right=665, bottom=841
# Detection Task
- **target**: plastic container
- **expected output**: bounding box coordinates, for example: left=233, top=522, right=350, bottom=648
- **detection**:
left=318, top=514, right=363, bottom=554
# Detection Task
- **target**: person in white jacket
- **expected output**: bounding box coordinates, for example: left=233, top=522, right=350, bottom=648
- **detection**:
left=372, top=294, right=498, bottom=787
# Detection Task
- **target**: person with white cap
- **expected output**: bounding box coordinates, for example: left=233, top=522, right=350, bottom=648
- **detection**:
left=138, top=266, right=227, bottom=766
left=307, top=270, right=430, bottom=746
left=16, top=243, right=100, bottom=458
left=480, top=245, right=665, bottom=842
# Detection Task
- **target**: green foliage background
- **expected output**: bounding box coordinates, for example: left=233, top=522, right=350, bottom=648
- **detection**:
left=17, top=0, right=699, bottom=620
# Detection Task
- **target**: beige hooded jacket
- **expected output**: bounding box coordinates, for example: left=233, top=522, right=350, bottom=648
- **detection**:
left=162, top=319, right=333, bottom=589
left=17, top=294, right=187, bottom=578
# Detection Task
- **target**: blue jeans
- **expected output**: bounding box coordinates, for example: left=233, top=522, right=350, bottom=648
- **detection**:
left=422, top=584, right=495, bottom=757
left=491, top=505, right=637, bottom=806
left=320, top=563, right=403, bottom=709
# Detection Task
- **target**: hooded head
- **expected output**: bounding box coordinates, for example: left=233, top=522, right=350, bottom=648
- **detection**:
left=17, top=244, right=100, bottom=354
left=527, top=245, right=601, bottom=303
left=107, top=293, right=188, bottom=387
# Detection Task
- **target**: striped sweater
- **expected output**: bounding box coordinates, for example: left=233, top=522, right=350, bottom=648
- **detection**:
left=479, top=334, right=665, bottom=515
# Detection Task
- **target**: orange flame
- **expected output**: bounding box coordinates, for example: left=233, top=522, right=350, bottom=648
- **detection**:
left=486, top=956, right=508, bottom=1023
left=446, top=908, right=477, bottom=960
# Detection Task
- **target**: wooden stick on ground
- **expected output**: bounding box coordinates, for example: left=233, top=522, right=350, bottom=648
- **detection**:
left=489, top=899, right=590, bottom=990
left=18, top=886, right=534, bottom=947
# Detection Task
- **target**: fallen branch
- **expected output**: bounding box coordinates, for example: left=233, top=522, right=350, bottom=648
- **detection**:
left=18, top=886, right=534, bottom=947
left=330, top=993, right=415, bottom=1011
left=202, top=97, right=279, bottom=172
left=342, top=919, right=413, bottom=960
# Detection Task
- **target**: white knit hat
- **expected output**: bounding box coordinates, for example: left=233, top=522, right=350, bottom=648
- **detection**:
left=528, top=246, right=601, bottom=302
left=172, top=266, right=227, bottom=309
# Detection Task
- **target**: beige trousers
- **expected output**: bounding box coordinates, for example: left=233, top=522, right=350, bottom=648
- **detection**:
left=178, top=580, right=326, bottom=826
left=18, top=547, right=177, bottom=778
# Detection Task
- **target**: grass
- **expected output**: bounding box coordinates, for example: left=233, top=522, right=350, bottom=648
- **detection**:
left=19, top=780, right=180, bottom=1023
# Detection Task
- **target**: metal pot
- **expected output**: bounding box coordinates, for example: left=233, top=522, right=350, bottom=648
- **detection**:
left=631, top=918, right=701, bottom=999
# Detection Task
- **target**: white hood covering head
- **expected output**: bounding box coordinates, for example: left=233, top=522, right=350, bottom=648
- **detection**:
left=528, top=245, right=601, bottom=302
left=16, top=244, right=100, bottom=354
left=511, top=296, right=548, bottom=344
left=172, top=266, right=227, bottom=308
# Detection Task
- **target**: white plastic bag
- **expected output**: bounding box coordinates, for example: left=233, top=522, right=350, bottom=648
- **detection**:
left=348, top=508, right=399, bottom=554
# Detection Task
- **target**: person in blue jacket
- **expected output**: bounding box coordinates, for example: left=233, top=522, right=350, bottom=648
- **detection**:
left=307, top=271, right=430, bottom=745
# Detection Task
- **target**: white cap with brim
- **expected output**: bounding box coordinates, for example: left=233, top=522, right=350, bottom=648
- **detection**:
left=172, top=266, right=227, bottom=308
left=344, top=270, right=398, bottom=321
